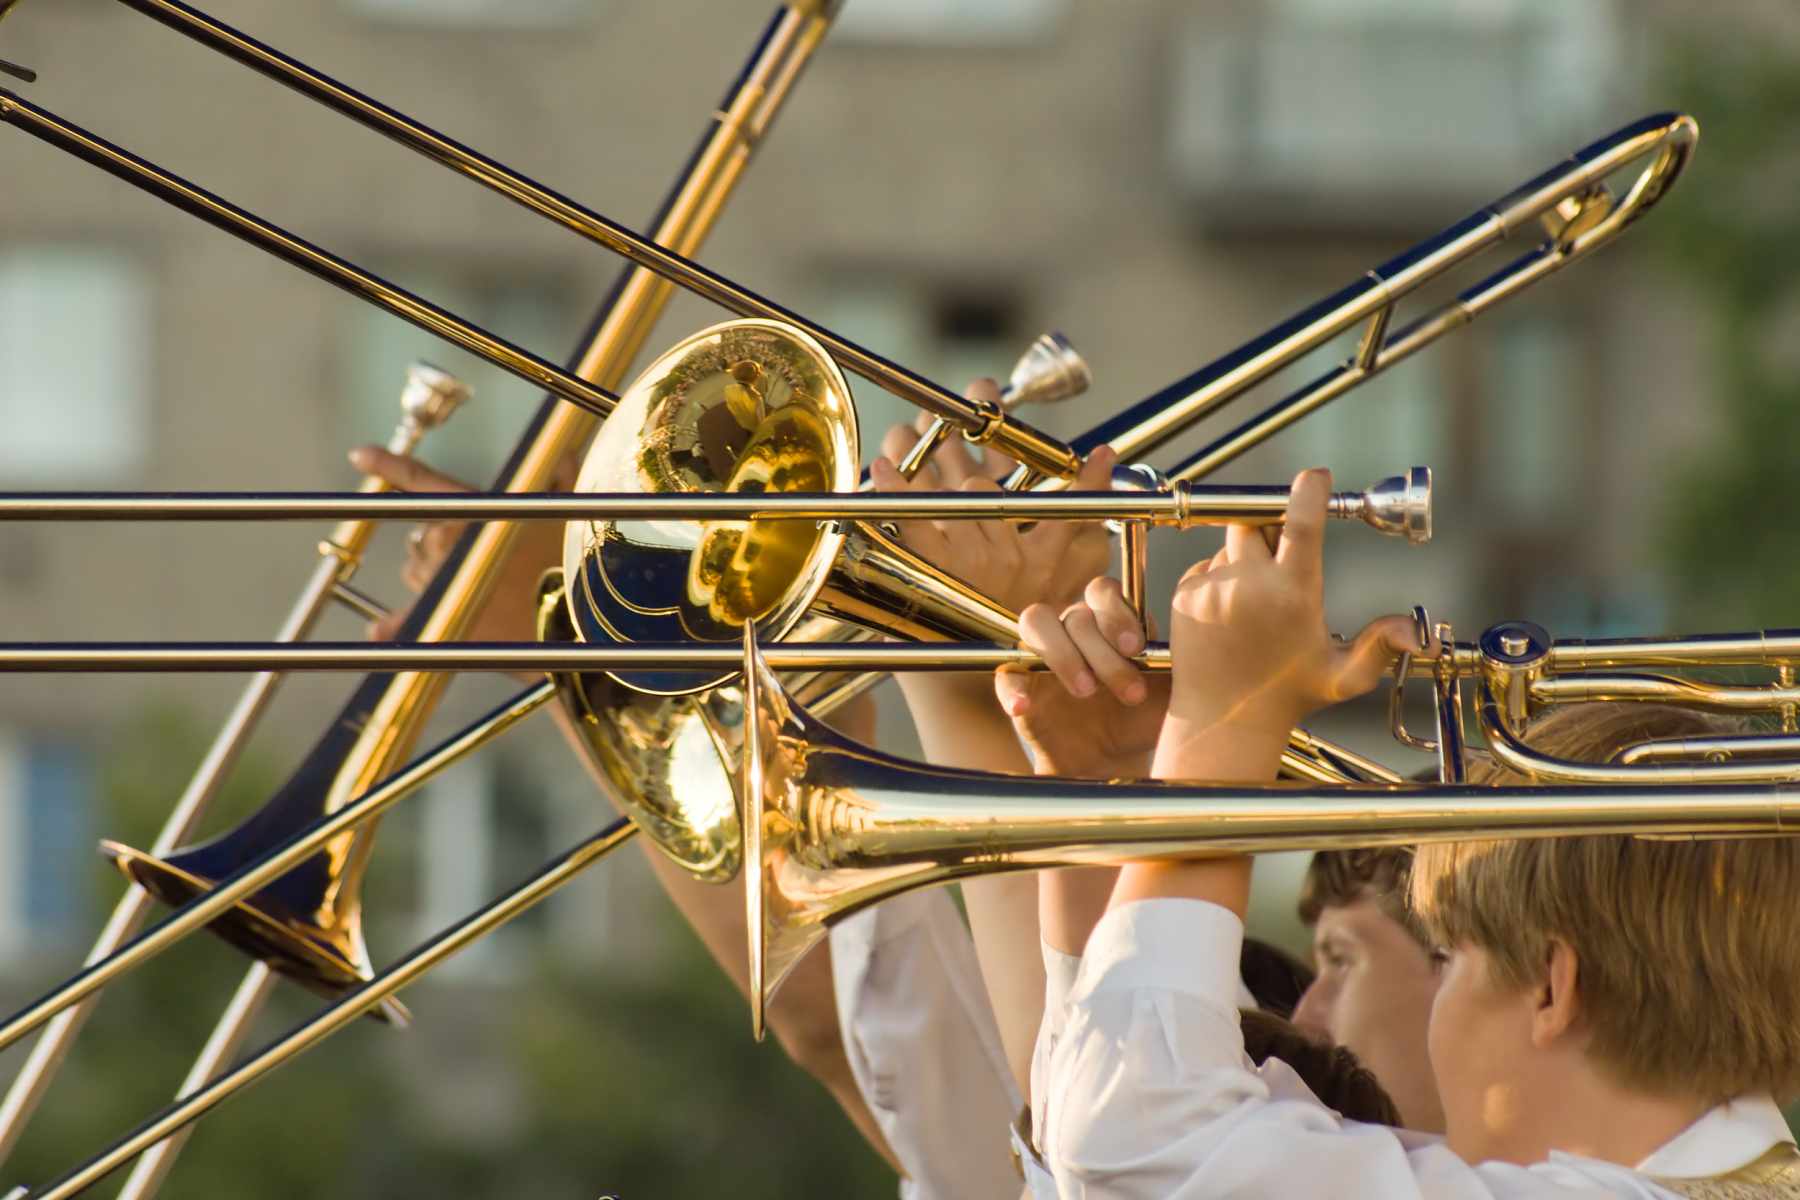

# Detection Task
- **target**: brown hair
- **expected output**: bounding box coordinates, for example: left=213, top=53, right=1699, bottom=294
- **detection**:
left=1240, top=1009, right=1402, bottom=1126
left=1410, top=703, right=1800, bottom=1103
left=1299, top=848, right=1428, bottom=948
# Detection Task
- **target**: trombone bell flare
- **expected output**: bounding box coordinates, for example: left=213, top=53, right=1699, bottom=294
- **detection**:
left=735, top=625, right=1800, bottom=1038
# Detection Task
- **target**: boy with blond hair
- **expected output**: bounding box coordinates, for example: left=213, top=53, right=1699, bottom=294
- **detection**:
left=1018, top=469, right=1800, bottom=1198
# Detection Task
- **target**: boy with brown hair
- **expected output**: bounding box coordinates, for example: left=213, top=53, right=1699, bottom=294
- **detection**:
left=1021, top=469, right=1800, bottom=1198
left=1292, top=846, right=1445, bottom=1132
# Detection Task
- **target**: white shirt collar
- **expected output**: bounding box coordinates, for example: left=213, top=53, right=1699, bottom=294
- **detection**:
left=1632, top=1094, right=1794, bottom=1179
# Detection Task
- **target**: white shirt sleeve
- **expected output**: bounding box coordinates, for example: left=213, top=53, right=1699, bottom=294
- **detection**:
left=1040, top=898, right=1689, bottom=1200
left=830, top=887, right=1023, bottom=1200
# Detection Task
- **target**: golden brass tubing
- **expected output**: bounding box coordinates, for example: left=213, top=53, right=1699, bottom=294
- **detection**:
left=1616, top=735, right=1800, bottom=767
left=1068, top=113, right=1696, bottom=473
left=1547, top=633, right=1800, bottom=670
left=9, top=819, right=638, bottom=1200
left=0, top=643, right=1174, bottom=673
left=106, top=0, right=1080, bottom=480
left=1401, top=632, right=1800, bottom=679
left=1476, top=684, right=1800, bottom=784
left=0, top=561, right=349, bottom=1163
left=1285, top=729, right=1404, bottom=785
left=0, top=684, right=555, bottom=1056
left=0, top=92, right=619, bottom=420
left=1167, top=135, right=1682, bottom=484
left=0, top=484, right=1412, bottom=528
left=1531, top=674, right=1800, bottom=712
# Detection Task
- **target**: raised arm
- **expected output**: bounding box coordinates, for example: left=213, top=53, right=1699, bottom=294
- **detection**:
left=1040, top=470, right=1422, bottom=1199
left=868, top=387, right=1117, bottom=1093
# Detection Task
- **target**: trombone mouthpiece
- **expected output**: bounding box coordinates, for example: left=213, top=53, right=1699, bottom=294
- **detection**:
left=1352, top=466, right=1432, bottom=544
left=398, top=361, right=472, bottom=436
left=1002, top=331, right=1091, bottom=411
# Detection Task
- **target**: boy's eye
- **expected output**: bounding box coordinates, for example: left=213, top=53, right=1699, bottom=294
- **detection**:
left=1427, top=947, right=1451, bottom=970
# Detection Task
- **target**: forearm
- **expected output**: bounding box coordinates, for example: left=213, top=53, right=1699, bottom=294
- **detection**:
left=893, top=675, right=1045, bottom=1092
left=1038, top=867, right=1119, bottom=959
left=1109, top=715, right=1289, bottom=919
left=962, top=874, right=1045, bottom=1094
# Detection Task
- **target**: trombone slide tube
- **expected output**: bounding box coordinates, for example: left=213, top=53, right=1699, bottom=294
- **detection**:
left=1072, top=113, right=1696, bottom=473
left=0, top=478, right=1428, bottom=534
left=0, top=92, right=620, bottom=420
left=9, top=820, right=638, bottom=1200
left=0, top=642, right=1173, bottom=673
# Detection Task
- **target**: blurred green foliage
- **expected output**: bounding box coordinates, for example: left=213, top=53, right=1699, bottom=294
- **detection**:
left=3, top=711, right=891, bottom=1198
left=1656, top=43, right=1800, bottom=626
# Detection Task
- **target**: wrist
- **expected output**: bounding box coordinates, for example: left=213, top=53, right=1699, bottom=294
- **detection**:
left=1152, top=713, right=1289, bottom=783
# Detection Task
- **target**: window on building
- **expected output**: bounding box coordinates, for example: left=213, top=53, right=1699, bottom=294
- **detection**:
left=339, top=263, right=577, bottom=486
left=0, top=731, right=96, bottom=962
left=1168, top=0, right=1628, bottom=228
left=1480, top=314, right=1578, bottom=529
left=833, top=0, right=1069, bottom=47
left=0, top=247, right=152, bottom=484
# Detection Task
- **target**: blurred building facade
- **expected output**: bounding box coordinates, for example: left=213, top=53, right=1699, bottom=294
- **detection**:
left=0, top=0, right=1795, bottom=1190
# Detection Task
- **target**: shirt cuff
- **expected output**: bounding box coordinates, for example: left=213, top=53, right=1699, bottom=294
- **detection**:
left=1070, top=898, right=1245, bottom=1008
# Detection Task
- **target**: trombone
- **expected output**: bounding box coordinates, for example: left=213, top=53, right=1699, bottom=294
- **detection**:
left=18, top=611, right=1800, bottom=1200
left=731, top=624, right=1800, bottom=1037
left=0, top=0, right=842, bottom=1193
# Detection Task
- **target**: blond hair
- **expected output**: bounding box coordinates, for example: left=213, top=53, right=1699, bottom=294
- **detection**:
left=1410, top=703, right=1800, bottom=1103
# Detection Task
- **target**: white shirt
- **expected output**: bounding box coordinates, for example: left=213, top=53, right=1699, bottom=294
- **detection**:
left=1030, top=937, right=1259, bottom=1167
left=830, top=888, right=1023, bottom=1200
left=1024, top=898, right=1794, bottom=1200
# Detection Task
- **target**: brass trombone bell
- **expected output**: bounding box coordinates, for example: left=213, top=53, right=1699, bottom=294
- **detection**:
left=734, top=623, right=1800, bottom=1039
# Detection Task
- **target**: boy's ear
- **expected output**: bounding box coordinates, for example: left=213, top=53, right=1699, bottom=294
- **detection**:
left=1530, top=939, right=1583, bottom=1050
